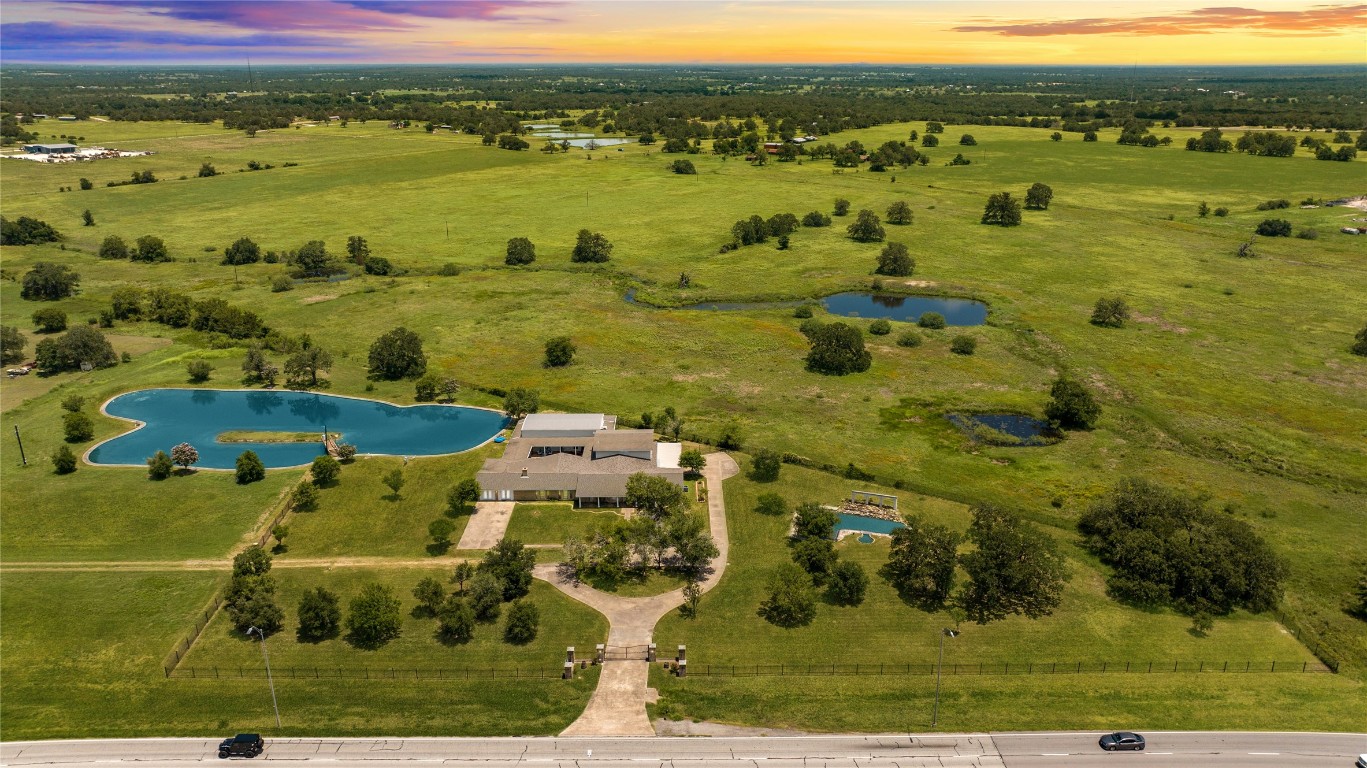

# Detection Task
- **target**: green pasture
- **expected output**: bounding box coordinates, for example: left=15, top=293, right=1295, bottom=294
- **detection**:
left=0, top=571, right=599, bottom=739
left=183, top=567, right=608, bottom=671
left=2, top=118, right=1364, bottom=733
left=280, top=449, right=496, bottom=560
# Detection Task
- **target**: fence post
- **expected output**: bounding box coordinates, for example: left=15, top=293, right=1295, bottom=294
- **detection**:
left=1271, top=661, right=1276, bottom=672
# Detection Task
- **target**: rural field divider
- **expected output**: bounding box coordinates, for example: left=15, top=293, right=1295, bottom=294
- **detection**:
left=680, top=659, right=1331, bottom=677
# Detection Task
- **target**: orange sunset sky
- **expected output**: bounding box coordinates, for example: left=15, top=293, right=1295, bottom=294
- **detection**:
left=0, top=1, right=1363, bottom=64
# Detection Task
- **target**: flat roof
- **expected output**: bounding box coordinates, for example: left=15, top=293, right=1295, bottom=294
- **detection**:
left=521, top=413, right=605, bottom=435
left=25, top=143, right=77, bottom=150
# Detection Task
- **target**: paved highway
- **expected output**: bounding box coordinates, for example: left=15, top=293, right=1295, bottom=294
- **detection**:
left=3, top=733, right=1364, bottom=768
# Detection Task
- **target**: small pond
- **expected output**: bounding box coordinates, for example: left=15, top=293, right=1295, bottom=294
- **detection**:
left=534, top=134, right=633, bottom=148
left=533, top=131, right=596, bottom=139
left=524, top=123, right=560, bottom=129
left=833, top=513, right=905, bottom=539
left=88, top=389, right=507, bottom=469
left=625, top=290, right=987, bottom=326
left=946, top=413, right=1054, bottom=446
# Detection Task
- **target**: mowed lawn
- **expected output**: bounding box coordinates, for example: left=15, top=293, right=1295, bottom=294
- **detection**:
left=649, top=459, right=1364, bottom=731
left=183, top=567, right=608, bottom=672
left=0, top=571, right=600, bottom=739
left=2, top=118, right=1365, bottom=733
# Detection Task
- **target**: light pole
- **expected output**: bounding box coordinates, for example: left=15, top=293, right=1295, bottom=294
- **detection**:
left=247, top=626, right=281, bottom=728
left=931, top=627, right=958, bottom=728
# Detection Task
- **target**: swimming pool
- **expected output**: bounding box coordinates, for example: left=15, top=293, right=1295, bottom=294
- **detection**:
left=88, top=389, right=508, bottom=469
left=833, top=512, right=905, bottom=539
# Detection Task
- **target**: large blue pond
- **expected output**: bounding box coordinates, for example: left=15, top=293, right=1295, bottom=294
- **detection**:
left=833, top=513, right=905, bottom=539
left=89, top=389, right=508, bottom=469
left=626, top=291, right=987, bottom=326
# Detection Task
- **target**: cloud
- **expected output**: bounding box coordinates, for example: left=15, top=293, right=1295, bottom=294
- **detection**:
left=953, top=4, right=1367, bottom=36
left=0, top=20, right=367, bottom=60
left=343, top=1, right=561, bottom=22
left=55, top=0, right=558, bottom=31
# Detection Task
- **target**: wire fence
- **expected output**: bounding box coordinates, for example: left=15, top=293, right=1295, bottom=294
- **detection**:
left=678, top=660, right=1331, bottom=677
left=162, top=596, right=222, bottom=676
left=169, top=665, right=571, bottom=681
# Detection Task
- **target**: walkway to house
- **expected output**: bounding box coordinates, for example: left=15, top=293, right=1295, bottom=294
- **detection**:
left=536, top=452, right=739, bottom=737
left=456, top=501, right=516, bottom=551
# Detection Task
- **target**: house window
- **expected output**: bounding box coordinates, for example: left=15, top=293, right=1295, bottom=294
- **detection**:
left=530, top=445, right=584, bottom=458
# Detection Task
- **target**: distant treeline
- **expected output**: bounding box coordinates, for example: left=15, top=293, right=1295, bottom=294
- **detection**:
left=2, top=65, right=1363, bottom=138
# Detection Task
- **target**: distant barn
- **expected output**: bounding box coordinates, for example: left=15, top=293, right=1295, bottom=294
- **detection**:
left=22, top=143, right=77, bottom=154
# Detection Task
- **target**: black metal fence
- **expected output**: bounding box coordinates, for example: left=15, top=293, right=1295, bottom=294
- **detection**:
left=680, top=660, right=1331, bottom=677
left=162, top=596, right=222, bottom=677
left=169, top=665, right=570, bottom=680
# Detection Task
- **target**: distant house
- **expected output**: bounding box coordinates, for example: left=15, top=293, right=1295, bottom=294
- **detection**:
left=476, top=413, right=684, bottom=506
left=763, top=142, right=783, bottom=154
left=22, top=143, right=77, bottom=154
left=57, top=116, right=77, bottom=122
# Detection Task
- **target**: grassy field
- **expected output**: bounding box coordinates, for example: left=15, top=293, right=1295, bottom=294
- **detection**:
left=183, top=568, right=608, bottom=671
left=0, top=571, right=600, bottom=739
left=2, top=116, right=1364, bottom=734
left=505, top=502, right=625, bottom=545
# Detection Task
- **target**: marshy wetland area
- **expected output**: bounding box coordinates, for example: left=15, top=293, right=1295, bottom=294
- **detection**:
left=1, top=65, right=1364, bottom=739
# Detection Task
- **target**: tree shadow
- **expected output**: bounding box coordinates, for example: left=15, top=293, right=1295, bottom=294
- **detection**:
left=410, top=605, right=437, bottom=619
left=296, top=626, right=339, bottom=644
left=382, top=493, right=402, bottom=502
left=344, top=631, right=392, bottom=651
left=271, top=543, right=289, bottom=555
left=434, top=628, right=472, bottom=647
left=426, top=541, right=452, bottom=556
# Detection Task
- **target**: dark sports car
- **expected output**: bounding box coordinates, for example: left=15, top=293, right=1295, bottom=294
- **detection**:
left=1098, top=732, right=1146, bottom=751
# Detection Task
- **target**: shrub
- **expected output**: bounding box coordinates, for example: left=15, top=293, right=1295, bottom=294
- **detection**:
left=1295, top=228, right=1319, bottom=240
left=235, top=450, right=266, bottom=484
left=60, top=394, right=85, bottom=413
left=505, top=237, right=535, bottom=266
left=833, top=198, right=850, bottom=216
left=758, top=562, right=816, bottom=628
left=503, top=601, right=540, bottom=644
left=918, top=312, right=946, bottom=329
left=185, top=359, right=213, bottom=382
left=886, top=200, right=913, bottom=225
left=805, top=321, right=871, bottom=375
left=826, top=560, right=868, bottom=606
left=291, top=480, right=320, bottom=511
left=669, top=159, right=697, bottom=175
left=270, top=274, right=293, bottom=292
left=1090, top=297, right=1131, bottom=328
left=52, top=444, right=78, bottom=474
left=1255, top=199, right=1290, bottom=211
left=1213, top=207, right=1229, bottom=217
left=32, top=307, right=68, bottom=333
left=1353, top=324, right=1367, bottom=357
left=793, top=305, right=813, bottom=319
left=896, top=330, right=923, bottom=348
left=437, top=594, right=476, bottom=642
left=544, top=336, right=576, bottom=367
left=875, top=241, right=914, bottom=276
left=311, top=455, right=341, bottom=485
left=297, top=587, right=341, bottom=642
left=1255, top=219, right=1292, bottom=237
left=147, top=450, right=173, bottom=480
left=1045, top=378, right=1101, bottom=430
left=63, top=411, right=94, bottom=442
left=21, top=262, right=80, bottom=301
left=950, top=335, right=977, bottom=355
left=868, top=319, right=892, bottom=335
left=801, top=211, right=831, bottom=227
left=750, top=448, right=782, bottom=482
left=346, top=583, right=403, bottom=649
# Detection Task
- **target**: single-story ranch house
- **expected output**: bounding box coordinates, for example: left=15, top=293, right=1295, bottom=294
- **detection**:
left=476, top=413, right=684, bottom=506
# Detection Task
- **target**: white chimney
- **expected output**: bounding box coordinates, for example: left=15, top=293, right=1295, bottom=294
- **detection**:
left=520, top=467, right=529, bottom=478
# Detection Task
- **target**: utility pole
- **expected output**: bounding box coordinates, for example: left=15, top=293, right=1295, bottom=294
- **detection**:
left=247, top=626, right=281, bottom=727
left=931, top=627, right=958, bottom=728
left=14, top=425, right=26, bottom=466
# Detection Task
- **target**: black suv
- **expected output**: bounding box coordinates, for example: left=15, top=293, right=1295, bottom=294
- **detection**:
left=218, top=734, right=264, bottom=759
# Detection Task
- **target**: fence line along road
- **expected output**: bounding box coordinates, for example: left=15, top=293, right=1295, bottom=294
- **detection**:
left=167, top=659, right=1329, bottom=681
left=681, top=659, right=1331, bottom=677
left=168, top=665, right=571, bottom=680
